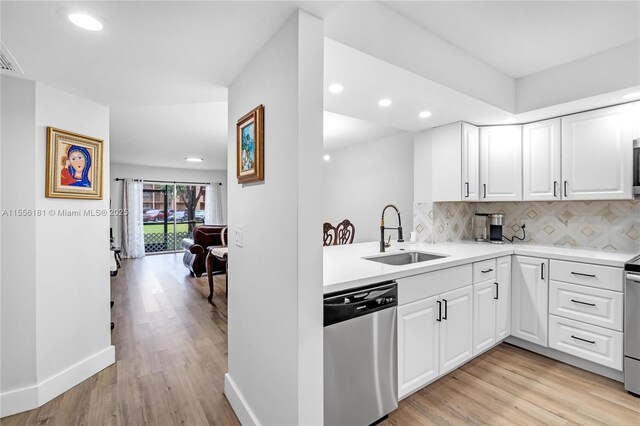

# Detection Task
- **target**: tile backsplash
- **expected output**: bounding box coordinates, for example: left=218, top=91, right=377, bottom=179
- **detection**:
left=413, top=200, right=640, bottom=253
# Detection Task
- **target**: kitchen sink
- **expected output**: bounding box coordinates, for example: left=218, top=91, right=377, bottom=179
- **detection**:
left=364, top=251, right=447, bottom=266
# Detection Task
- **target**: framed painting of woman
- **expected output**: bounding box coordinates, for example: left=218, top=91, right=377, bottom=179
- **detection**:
left=45, top=127, right=104, bottom=199
left=236, top=104, right=264, bottom=184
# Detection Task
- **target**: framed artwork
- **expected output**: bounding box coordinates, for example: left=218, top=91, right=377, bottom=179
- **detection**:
left=236, top=104, right=264, bottom=183
left=45, top=127, right=104, bottom=199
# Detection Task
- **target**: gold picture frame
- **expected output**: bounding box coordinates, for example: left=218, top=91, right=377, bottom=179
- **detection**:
left=236, top=104, right=264, bottom=183
left=45, top=127, right=104, bottom=199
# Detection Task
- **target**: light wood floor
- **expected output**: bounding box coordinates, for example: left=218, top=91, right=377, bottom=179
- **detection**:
left=4, top=254, right=639, bottom=425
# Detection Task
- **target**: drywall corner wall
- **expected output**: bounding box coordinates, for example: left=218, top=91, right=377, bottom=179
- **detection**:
left=225, top=10, right=324, bottom=426
left=1, top=76, right=38, bottom=413
left=109, top=163, right=228, bottom=247
left=0, top=77, right=114, bottom=417
left=323, top=133, right=414, bottom=243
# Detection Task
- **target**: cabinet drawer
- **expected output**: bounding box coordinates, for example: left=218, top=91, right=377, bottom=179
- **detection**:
left=549, top=315, right=622, bottom=371
left=398, top=265, right=472, bottom=305
left=549, top=281, right=622, bottom=331
left=550, top=260, right=623, bottom=291
left=473, top=259, right=496, bottom=283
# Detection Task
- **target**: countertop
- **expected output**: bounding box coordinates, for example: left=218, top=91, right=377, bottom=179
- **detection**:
left=323, top=241, right=638, bottom=294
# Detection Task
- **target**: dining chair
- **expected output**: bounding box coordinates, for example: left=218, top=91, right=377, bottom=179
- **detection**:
left=336, top=219, right=355, bottom=245
left=323, top=222, right=337, bottom=246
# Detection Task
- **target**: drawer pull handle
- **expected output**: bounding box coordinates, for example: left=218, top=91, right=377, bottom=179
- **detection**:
left=571, top=299, right=596, bottom=307
left=571, top=335, right=595, bottom=344
left=481, top=268, right=494, bottom=273
left=571, top=272, right=596, bottom=278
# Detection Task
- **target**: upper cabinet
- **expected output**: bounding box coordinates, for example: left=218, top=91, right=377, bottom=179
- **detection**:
left=523, top=118, right=562, bottom=201
left=561, top=104, right=634, bottom=200
left=479, top=126, right=522, bottom=201
left=429, top=122, right=480, bottom=202
left=462, top=123, right=480, bottom=201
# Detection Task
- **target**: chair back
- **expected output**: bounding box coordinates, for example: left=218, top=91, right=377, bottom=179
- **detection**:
left=323, top=223, right=337, bottom=246
left=336, top=219, right=355, bottom=245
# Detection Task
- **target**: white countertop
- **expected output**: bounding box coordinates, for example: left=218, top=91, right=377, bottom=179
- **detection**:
left=323, top=241, right=638, bottom=294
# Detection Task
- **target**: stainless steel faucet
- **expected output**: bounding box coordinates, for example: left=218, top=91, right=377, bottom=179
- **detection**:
left=380, top=204, right=404, bottom=252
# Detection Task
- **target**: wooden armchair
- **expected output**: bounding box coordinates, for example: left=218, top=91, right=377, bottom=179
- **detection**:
left=323, top=220, right=355, bottom=246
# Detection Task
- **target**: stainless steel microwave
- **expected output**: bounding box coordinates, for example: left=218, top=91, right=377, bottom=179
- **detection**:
left=635, top=139, right=640, bottom=199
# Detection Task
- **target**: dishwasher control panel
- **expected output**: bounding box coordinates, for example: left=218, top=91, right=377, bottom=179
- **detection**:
left=324, top=282, right=397, bottom=327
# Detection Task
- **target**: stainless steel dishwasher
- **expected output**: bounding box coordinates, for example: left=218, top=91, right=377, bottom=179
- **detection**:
left=625, top=257, right=640, bottom=397
left=324, top=281, right=398, bottom=426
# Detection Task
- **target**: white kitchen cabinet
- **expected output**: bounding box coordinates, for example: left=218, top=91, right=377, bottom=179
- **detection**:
left=495, top=256, right=512, bottom=341
left=523, top=118, right=562, bottom=201
left=462, top=123, right=480, bottom=201
left=473, top=279, right=496, bottom=354
left=561, top=104, right=634, bottom=200
left=473, top=256, right=511, bottom=355
left=430, top=122, right=480, bottom=202
left=398, top=296, right=440, bottom=398
left=439, top=285, right=473, bottom=375
left=479, top=125, right=523, bottom=201
left=511, top=256, right=549, bottom=347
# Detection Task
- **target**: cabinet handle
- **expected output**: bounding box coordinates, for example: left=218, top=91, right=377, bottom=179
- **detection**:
left=571, top=299, right=596, bottom=307
left=442, top=299, right=448, bottom=320
left=571, top=335, right=595, bottom=344
left=553, top=181, right=558, bottom=197
left=571, top=272, right=596, bottom=278
left=564, top=181, right=568, bottom=197
left=481, top=268, right=494, bottom=273
left=541, top=263, right=545, bottom=280
left=494, top=282, right=499, bottom=300
left=436, top=301, right=442, bottom=322
left=483, top=183, right=487, bottom=199
left=465, top=182, right=470, bottom=198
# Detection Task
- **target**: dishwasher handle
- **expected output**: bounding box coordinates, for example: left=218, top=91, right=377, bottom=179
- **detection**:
left=627, top=273, right=640, bottom=283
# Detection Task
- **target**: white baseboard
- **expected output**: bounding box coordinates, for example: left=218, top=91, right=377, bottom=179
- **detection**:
left=505, top=337, right=624, bottom=382
left=1, top=346, right=115, bottom=418
left=224, top=373, right=260, bottom=426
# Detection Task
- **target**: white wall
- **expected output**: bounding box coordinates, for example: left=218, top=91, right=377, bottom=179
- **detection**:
left=225, top=10, right=324, bottom=426
left=1, top=76, right=38, bottom=411
left=109, top=162, right=227, bottom=247
left=516, top=41, right=640, bottom=113
left=1, top=76, right=114, bottom=417
left=324, top=133, right=414, bottom=244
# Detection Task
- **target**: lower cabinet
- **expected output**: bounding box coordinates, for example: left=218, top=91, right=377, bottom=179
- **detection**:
left=511, top=255, right=549, bottom=346
left=397, top=285, right=473, bottom=398
left=473, top=256, right=511, bottom=355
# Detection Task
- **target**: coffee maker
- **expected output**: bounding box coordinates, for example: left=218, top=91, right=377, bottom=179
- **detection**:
left=473, top=212, right=504, bottom=244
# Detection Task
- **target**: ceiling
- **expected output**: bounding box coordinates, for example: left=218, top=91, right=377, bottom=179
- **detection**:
left=110, top=102, right=227, bottom=170
left=382, top=1, right=640, bottom=79
left=324, top=111, right=405, bottom=152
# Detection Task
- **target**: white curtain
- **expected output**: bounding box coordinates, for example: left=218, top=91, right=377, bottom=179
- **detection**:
left=122, top=179, right=145, bottom=258
left=204, top=183, right=223, bottom=224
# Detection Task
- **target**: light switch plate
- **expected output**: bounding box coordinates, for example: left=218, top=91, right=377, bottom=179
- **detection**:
left=235, top=225, right=243, bottom=248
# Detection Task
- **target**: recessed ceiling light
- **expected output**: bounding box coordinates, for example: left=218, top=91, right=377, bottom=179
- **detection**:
left=378, top=98, right=392, bottom=107
left=503, top=117, right=516, bottom=124
left=185, top=157, right=203, bottom=162
left=419, top=111, right=432, bottom=119
left=623, top=92, right=640, bottom=99
left=323, top=154, right=331, bottom=162
left=68, top=13, right=103, bottom=31
left=328, top=84, right=343, bottom=94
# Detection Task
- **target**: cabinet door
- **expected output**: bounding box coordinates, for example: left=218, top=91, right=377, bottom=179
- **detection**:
left=473, top=279, right=496, bottom=355
left=495, top=256, right=512, bottom=341
left=480, top=126, right=523, bottom=201
left=439, top=285, right=473, bottom=375
left=511, top=256, right=549, bottom=346
left=462, top=123, right=480, bottom=201
left=523, top=118, right=562, bottom=201
left=432, top=123, right=463, bottom=202
left=397, top=296, right=440, bottom=399
left=561, top=104, right=633, bottom=200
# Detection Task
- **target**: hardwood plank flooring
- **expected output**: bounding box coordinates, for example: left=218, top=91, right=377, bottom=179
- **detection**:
left=2, top=253, right=239, bottom=426
left=3, top=253, right=638, bottom=425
